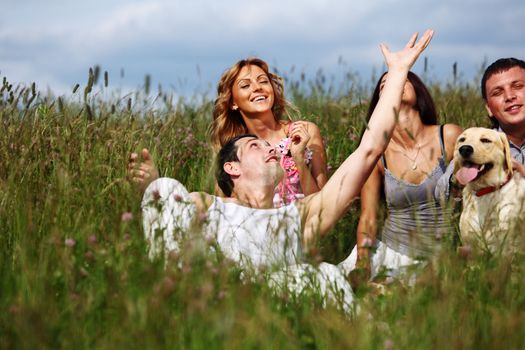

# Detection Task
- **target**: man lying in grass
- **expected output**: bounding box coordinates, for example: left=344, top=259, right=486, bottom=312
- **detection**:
left=138, top=30, right=434, bottom=310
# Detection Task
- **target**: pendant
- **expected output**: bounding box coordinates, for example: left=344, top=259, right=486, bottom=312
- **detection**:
left=411, top=162, right=417, bottom=170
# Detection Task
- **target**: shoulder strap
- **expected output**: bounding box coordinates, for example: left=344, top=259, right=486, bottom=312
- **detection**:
left=439, top=124, right=446, bottom=158
left=380, top=154, right=387, bottom=169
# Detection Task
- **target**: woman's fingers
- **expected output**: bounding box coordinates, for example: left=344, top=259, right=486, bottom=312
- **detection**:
left=290, top=127, right=309, bottom=144
left=404, top=31, right=418, bottom=48
left=381, top=29, right=434, bottom=69
left=416, top=29, right=433, bottom=51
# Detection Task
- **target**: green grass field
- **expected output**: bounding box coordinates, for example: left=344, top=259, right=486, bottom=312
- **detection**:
left=2, top=66, right=525, bottom=349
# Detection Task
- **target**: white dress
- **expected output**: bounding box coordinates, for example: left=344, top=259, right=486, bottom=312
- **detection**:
left=142, top=178, right=354, bottom=311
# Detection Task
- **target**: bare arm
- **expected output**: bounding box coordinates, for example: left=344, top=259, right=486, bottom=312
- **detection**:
left=299, top=30, right=434, bottom=246
left=443, top=123, right=463, bottom=162
left=356, top=163, right=382, bottom=269
left=189, top=191, right=215, bottom=215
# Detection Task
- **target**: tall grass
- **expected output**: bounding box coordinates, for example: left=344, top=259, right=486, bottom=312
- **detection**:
left=1, top=64, right=524, bottom=349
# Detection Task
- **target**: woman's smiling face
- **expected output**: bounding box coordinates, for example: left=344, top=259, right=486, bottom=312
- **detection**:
left=231, top=64, right=275, bottom=116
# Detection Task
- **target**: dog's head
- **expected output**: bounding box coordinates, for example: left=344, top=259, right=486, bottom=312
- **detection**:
left=453, top=127, right=513, bottom=190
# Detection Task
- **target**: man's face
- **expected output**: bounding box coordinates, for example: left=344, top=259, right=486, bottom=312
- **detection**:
left=485, top=66, right=525, bottom=132
left=234, top=137, right=283, bottom=185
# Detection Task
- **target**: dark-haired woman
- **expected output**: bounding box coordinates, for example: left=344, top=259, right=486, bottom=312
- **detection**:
left=340, top=71, right=462, bottom=281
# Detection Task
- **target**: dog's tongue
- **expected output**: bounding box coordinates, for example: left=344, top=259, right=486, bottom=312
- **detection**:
left=455, top=166, right=479, bottom=185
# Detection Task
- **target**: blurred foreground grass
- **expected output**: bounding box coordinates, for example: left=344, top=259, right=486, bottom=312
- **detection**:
left=2, top=66, right=524, bottom=349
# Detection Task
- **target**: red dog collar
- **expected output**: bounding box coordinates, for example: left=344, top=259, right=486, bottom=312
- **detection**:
left=475, top=174, right=513, bottom=197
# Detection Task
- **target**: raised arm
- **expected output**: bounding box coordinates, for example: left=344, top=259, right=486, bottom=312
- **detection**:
left=300, top=30, right=434, bottom=244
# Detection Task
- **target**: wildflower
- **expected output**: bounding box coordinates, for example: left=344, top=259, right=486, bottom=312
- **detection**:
left=87, top=234, right=97, bottom=245
left=347, top=129, right=358, bottom=142
left=161, top=276, right=176, bottom=296
left=65, top=238, right=76, bottom=248
left=152, top=190, right=161, bottom=201
left=458, top=244, right=472, bottom=259
left=84, top=250, right=95, bottom=261
left=8, top=304, right=19, bottom=314
left=198, top=212, right=208, bottom=224
left=121, top=212, right=133, bottom=222
left=167, top=250, right=180, bottom=263
left=362, top=238, right=374, bottom=248
left=383, top=339, right=394, bottom=350
left=204, top=233, right=215, bottom=245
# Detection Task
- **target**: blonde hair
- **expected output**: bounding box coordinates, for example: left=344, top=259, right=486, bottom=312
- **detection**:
left=211, top=58, right=289, bottom=150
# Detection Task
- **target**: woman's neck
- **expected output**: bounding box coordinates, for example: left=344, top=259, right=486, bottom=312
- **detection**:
left=391, top=108, right=425, bottom=148
left=242, top=112, right=285, bottom=144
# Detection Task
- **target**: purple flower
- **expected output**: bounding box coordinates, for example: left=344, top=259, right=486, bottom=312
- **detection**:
left=65, top=238, right=76, bottom=248
left=121, top=212, right=133, bottom=222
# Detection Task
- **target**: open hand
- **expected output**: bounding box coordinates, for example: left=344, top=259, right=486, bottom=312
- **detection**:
left=128, top=148, right=159, bottom=193
left=380, top=29, right=434, bottom=73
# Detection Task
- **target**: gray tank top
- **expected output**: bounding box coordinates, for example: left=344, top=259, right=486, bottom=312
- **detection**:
left=381, top=125, right=451, bottom=258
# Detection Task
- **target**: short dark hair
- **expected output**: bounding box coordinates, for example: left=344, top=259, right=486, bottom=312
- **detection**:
left=216, top=134, right=257, bottom=197
left=367, top=71, right=438, bottom=125
left=481, top=57, right=525, bottom=101
left=481, top=58, right=525, bottom=128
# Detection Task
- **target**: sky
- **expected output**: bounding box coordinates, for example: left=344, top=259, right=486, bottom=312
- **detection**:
left=1, top=0, right=524, bottom=98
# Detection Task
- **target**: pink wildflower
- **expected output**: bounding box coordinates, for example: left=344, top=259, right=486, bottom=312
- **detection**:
left=121, top=212, right=133, bottom=222
left=383, top=339, right=394, bottom=350
left=362, top=238, right=374, bottom=248
left=198, top=212, right=208, bottom=223
left=152, top=190, right=161, bottom=201
left=65, top=238, right=76, bottom=248
left=458, top=244, right=472, bottom=259
left=87, top=234, right=97, bottom=245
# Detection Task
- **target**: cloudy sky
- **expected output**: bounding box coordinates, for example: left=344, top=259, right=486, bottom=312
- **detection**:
left=1, top=0, right=524, bottom=97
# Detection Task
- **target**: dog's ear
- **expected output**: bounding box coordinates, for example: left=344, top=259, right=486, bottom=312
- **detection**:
left=498, top=131, right=513, bottom=176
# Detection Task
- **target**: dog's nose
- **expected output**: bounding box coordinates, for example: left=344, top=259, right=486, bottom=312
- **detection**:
left=459, top=145, right=474, bottom=158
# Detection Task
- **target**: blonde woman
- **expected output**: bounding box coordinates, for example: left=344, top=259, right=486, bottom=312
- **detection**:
left=210, top=58, right=328, bottom=206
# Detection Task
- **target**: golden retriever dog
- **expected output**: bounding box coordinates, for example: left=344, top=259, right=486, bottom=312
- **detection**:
left=454, top=127, right=525, bottom=255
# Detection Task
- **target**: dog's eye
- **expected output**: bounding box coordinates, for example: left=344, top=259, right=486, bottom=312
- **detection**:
left=458, top=137, right=466, bottom=143
left=480, top=138, right=492, bottom=143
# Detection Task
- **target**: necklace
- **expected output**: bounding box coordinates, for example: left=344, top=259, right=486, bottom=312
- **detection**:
left=400, top=144, right=421, bottom=170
